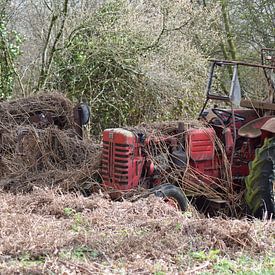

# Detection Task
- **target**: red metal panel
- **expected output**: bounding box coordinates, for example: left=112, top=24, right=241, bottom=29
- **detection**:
left=188, top=128, right=215, bottom=161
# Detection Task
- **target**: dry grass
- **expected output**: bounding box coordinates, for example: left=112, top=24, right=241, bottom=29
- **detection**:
left=0, top=92, right=74, bottom=127
left=0, top=189, right=274, bottom=274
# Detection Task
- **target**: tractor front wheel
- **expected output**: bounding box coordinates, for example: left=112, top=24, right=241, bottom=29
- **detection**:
left=245, top=137, right=275, bottom=218
left=154, top=184, right=188, bottom=212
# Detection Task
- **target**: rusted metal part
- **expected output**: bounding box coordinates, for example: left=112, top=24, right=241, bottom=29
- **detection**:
left=238, top=116, right=273, bottom=138
left=261, top=48, right=275, bottom=52
left=261, top=118, right=275, bottom=134
left=29, top=111, right=53, bottom=128
left=209, top=59, right=275, bottom=70
left=73, top=103, right=90, bottom=139
left=261, top=49, right=275, bottom=105
left=240, top=99, right=275, bottom=111
left=200, top=52, right=275, bottom=118
left=73, top=105, right=83, bottom=139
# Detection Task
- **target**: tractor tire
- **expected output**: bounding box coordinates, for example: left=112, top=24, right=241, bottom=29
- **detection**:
left=245, top=137, right=275, bottom=219
left=154, top=184, right=188, bottom=212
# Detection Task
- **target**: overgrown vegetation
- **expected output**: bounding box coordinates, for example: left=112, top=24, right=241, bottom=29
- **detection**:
left=1, top=0, right=273, bottom=134
left=0, top=20, right=21, bottom=99
left=0, top=1, right=274, bottom=273
left=50, top=0, right=220, bottom=134
left=0, top=189, right=274, bottom=273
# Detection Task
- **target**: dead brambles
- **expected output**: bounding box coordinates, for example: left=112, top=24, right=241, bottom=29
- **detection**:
left=0, top=92, right=101, bottom=194
left=0, top=189, right=274, bottom=274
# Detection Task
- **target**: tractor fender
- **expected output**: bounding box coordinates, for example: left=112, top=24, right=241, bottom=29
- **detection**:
left=238, top=116, right=273, bottom=138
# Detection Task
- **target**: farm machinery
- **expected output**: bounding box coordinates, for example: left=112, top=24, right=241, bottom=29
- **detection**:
left=100, top=49, right=275, bottom=218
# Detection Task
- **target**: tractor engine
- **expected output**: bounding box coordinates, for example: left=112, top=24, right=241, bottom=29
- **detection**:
left=101, top=128, right=145, bottom=191
left=101, top=127, right=187, bottom=192
left=101, top=125, right=221, bottom=193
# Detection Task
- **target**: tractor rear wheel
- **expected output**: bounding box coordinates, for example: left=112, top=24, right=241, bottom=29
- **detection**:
left=245, top=137, right=275, bottom=218
left=154, top=184, right=188, bottom=212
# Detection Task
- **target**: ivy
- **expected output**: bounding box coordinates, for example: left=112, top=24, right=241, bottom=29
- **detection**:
left=0, top=20, right=22, bottom=99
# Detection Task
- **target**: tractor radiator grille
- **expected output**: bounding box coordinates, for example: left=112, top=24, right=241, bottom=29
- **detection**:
left=102, top=141, right=131, bottom=186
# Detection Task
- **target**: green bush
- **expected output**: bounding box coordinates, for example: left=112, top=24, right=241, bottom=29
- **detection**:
left=0, top=20, right=22, bottom=99
left=53, top=1, right=159, bottom=135
left=51, top=0, right=220, bottom=135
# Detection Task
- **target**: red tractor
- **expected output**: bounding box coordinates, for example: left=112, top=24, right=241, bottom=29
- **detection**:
left=100, top=49, right=275, bottom=218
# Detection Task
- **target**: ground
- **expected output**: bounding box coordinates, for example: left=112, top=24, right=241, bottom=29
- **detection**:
left=0, top=189, right=274, bottom=274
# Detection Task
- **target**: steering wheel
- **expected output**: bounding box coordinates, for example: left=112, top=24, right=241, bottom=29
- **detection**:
left=211, top=108, right=245, bottom=126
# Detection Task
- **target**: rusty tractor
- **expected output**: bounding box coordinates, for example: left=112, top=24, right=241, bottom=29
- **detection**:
left=100, top=48, right=275, bottom=219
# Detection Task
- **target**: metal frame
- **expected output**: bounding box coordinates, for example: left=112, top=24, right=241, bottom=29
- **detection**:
left=198, top=58, right=275, bottom=118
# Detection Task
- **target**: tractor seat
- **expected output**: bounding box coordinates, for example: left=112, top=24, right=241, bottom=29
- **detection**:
left=238, top=116, right=273, bottom=138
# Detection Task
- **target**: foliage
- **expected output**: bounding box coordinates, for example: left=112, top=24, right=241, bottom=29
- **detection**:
left=204, top=0, right=273, bottom=102
left=53, top=1, right=154, bottom=134
left=51, top=0, right=220, bottom=135
left=230, top=0, right=275, bottom=50
left=1, top=0, right=274, bottom=135
left=229, top=0, right=274, bottom=100
left=0, top=19, right=21, bottom=99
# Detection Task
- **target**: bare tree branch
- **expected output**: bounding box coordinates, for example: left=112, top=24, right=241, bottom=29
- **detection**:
left=36, top=0, right=69, bottom=91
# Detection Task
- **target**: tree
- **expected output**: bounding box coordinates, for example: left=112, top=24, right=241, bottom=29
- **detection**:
left=231, top=0, right=275, bottom=51
left=36, top=0, right=69, bottom=91
left=0, top=1, right=22, bottom=98
left=49, top=0, right=221, bottom=135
